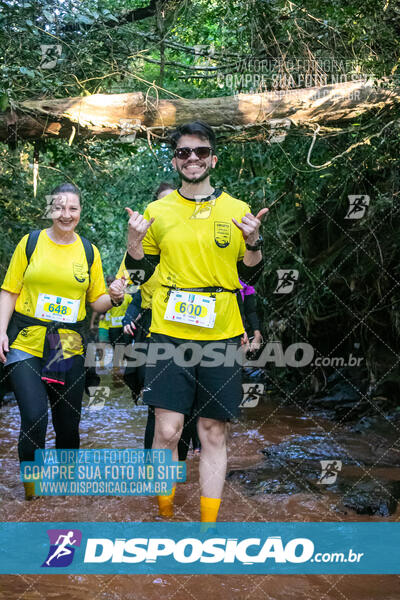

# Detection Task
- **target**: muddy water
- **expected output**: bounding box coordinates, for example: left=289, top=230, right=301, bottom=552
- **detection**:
left=0, top=379, right=399, bottom=599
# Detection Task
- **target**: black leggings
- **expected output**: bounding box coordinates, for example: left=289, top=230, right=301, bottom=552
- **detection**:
left=7, top=355, right=85, bottom=463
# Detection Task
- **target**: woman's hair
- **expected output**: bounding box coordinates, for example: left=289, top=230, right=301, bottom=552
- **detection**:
left=50, top=182, right=81, bottom=199
left=155, top=181, right=175, bottom=200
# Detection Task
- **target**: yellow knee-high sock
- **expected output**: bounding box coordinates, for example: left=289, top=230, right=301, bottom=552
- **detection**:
left=157, top=485, right=176, bottom=517
left=23, top=481, right=36, bottom=500
left=200, top=496, right=221, bottom=522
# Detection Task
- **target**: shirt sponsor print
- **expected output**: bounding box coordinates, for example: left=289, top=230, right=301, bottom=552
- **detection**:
left=214, top=221, right=231, bottom=248
left=73, top=262, right=87, bottom=283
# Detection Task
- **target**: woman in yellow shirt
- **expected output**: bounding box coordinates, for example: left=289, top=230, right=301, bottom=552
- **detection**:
left=0, top=183, right=122, bottom=499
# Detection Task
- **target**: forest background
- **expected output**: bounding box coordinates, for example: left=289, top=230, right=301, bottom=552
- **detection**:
left=1, top=0, right=400, bottom=401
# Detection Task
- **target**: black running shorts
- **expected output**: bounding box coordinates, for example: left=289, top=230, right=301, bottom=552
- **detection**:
left=142, top=333, right=242, bottom=421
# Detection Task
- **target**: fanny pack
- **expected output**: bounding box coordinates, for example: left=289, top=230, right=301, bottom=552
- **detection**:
left=162, top=284, right=240, bottom=302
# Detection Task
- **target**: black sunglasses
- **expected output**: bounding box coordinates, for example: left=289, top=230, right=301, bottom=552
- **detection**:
left=174, top=146, right=212, bottom=160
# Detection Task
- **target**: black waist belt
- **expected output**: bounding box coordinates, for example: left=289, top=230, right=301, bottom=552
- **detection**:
left=162, top=285, right=240, bottom=302
left=7, top=312, right=85, bottom=386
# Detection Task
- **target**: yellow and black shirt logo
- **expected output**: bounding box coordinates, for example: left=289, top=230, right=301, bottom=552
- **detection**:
left=214, top=221, right=231, bottom=248
left=72, top=262, right=87, bottom=283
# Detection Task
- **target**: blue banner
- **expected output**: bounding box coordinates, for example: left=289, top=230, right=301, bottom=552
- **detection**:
left=0, top=522, right=398, bottom=574
left=20, top=449, right=185, bottom=496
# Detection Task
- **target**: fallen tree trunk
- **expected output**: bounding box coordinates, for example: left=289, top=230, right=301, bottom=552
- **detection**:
left=1, top=80, right=399, bottom=144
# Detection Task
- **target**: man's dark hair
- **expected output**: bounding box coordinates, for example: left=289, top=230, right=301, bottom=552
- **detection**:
left=169, top=121, right=216, bottom=152
left=50, top=182, right=81, bottom=199
left=155, top=181, right=175, bottom=200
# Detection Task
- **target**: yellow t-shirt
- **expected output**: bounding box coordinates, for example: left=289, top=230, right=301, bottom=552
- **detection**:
left=115, top=255, right=132, bottom=283
left=98, top=316, right=109, bottom=331
left=142, top=190, right=249, bottom=340
left=106, top=293, right=132, bottom=328
left=141, top=265, right=159, bottom=310
left=2, top=230, right=106, bottom=357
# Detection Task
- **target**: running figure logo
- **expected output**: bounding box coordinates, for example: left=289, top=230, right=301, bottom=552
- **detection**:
left=127, top=269, right=146, bottom=285
left=345, top=195, right=370, bottom=219
left=240, top=383, right=265, bottom=408
left=40, top=44, right=62, bottom=70
left=269, top=118, right=291, bottom=144
left=87, top=386, right=110, bottom=410
left=42, top=529, right=82, bottom=567
left=274, top=270, right=299, bottom=294
left=118, top=118, right=141, bottom=143
left=317, top=460, right=342, bottom=485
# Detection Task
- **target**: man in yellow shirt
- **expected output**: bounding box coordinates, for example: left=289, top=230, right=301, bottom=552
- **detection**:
left=122, top=121, right=267, bottom=523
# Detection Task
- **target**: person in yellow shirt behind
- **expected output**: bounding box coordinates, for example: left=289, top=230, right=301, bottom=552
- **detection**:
left=105, top=277, right=133, bottom=347
left=96, top=313, right=110, bottom=368
left=0, top=183, right=123, bottom=499
left=103, top=275, right=132, bottom=386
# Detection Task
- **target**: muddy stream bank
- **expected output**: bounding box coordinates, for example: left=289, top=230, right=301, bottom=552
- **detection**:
left=0, top=374, right=399, bottom=599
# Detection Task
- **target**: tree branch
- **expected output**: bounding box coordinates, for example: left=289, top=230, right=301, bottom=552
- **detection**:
left=63, top=0, right=175, bottom=31
left=0, top=80, right=398, bottom=144
left=138, top=55, right=236, bottom=71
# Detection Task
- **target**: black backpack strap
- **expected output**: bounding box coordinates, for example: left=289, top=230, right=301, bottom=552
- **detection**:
left=24, top=230, right=94, bottom=281
left=80, top=236, right=94, bottom=283
left=25, top=229, right=41, bottom=263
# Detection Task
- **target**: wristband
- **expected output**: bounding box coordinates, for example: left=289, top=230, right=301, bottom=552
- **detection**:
left=111, top=298, right=123, bottom=308
left=245, top=235, right=263, bottom=251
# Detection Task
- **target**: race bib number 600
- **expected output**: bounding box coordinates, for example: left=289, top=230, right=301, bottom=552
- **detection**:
left=35, top=293, right=80, bottom=323
left=164, top=291, right=216, bottom=328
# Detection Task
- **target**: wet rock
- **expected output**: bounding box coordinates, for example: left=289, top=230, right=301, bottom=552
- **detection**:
left=305, top=368, right=400, bottom=426
left=261, top=432, right=400, bottom=467
left=228, top=430, right=400, bottom=515
left=227, top=460, right=321, bottom=496
left=0, top=392, right=15, bottom=406
left=338, top=480, right=400, bottom=517
left=242, top=367, right=269, bottom=387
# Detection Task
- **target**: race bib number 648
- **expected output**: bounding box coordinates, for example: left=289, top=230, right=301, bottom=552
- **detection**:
left=35, top=293, right=80, bottom=323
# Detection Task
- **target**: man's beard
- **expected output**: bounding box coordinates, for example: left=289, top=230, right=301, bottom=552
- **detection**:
left=176, top=162, right=211, bottom=184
